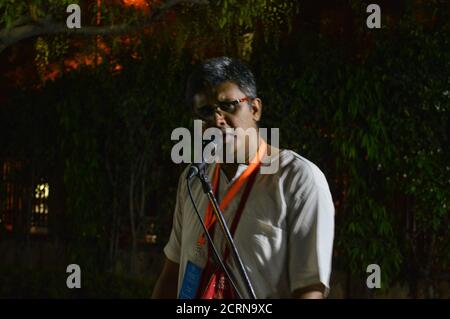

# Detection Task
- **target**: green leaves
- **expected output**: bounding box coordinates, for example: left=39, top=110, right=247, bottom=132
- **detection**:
left=255, top=11, right=448, bottom=293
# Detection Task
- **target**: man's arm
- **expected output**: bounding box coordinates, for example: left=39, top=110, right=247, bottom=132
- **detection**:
left=151, top=257, right=180, bottom=299
left=292, top=283, right=326, bottom=299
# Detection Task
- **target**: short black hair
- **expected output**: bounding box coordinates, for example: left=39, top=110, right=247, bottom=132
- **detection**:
left=185, top=56, right=257, bottom=108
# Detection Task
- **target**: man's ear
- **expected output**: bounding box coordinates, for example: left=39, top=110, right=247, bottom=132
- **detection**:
left=251, top=98, right=262, bottom=122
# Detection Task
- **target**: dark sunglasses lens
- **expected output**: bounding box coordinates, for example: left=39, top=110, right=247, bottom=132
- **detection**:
left=218, top=101, right=236, bottom=113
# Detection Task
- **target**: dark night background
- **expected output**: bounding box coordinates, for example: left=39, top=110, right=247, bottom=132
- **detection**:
left=0, top=0, right=448, bottom=298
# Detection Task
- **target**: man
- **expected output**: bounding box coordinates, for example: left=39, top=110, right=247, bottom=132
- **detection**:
left=152, top=56, right=334, bottom=299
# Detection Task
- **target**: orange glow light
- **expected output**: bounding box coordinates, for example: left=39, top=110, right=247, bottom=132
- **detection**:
left=123, top=0, right=149, bottom=9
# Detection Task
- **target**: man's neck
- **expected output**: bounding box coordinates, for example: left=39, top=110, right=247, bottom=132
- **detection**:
left=221, top=163, right=239, bottom=182
left=220, top=136, right=266, bottom=181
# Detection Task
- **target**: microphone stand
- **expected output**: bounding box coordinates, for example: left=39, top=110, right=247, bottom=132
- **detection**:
left=195, top=166, right=257, bottom=299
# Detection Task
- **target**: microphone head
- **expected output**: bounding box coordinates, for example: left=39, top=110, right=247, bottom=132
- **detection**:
left=187, top=137, right=218, bottom=180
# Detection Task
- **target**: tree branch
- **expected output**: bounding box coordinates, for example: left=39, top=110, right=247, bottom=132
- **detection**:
left=0, top=0, right=208, bottom=54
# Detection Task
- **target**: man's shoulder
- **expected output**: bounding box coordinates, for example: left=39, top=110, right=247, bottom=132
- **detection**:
left=276, top=149, right=329, bottom=190
left=179, top=165, right=191, bottom=180
left=276, top=149, right=321, bottom=176
left=174, top=165, right=191, bottom=194
left=174, top=149, right=329, bottom=190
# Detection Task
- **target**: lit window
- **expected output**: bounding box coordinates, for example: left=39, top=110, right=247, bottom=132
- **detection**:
left=144, top=222, right=157, bottom=244
left=30, top=181, right=49, bottom=235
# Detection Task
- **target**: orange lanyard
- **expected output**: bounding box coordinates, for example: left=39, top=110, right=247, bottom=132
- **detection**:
left=197, top=139, right=267, bottom=246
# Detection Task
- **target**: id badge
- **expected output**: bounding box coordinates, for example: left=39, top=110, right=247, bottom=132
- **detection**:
left=178, top=260, right=203, bottom=299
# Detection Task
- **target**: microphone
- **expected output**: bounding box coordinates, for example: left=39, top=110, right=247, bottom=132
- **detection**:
left=186, top=137, right=218, bottom=180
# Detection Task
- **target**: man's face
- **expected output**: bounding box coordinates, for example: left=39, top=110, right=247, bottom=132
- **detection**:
left=192, top=81, right=262, bottom=158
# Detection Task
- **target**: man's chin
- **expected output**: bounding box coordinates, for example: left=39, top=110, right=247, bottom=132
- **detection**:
left=223, top=133, right=235, bottom=145
left=222, top=141, right=238, bottom=163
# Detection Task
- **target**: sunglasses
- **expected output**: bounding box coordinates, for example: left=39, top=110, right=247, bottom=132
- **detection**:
left=194, top=96, right=252, bottom=121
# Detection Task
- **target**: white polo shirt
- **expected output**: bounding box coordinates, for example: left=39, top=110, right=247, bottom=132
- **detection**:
left=164, top=149, right=335, bottom=298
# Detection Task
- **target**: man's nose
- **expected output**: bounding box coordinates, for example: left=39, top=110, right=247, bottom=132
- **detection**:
left=214, top=109, right=228, bottom=128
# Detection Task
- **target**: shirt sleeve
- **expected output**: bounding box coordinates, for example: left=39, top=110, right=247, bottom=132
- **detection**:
left=286, top=162, right=335, bottom=297
left=163, top=171, right=186, bottom=264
